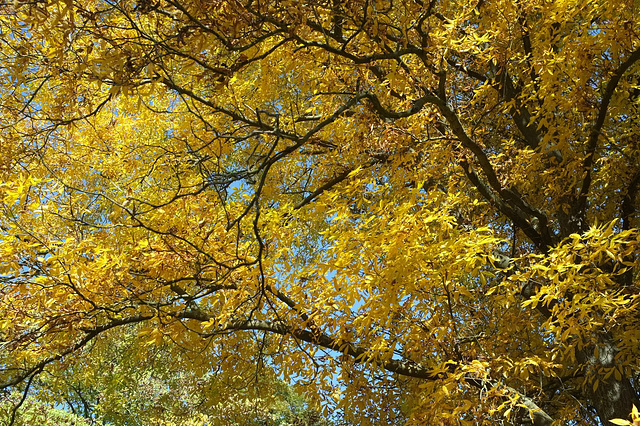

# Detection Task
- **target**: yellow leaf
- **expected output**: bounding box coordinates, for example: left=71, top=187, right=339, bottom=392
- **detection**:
left=609, top=419, right=631, bottom=425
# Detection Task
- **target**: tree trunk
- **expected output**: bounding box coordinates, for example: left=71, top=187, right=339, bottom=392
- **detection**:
left=578, top=338, right=639, bottom=423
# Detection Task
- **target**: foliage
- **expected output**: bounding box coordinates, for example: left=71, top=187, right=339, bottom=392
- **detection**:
left=3, top=324, right=330, bottom=425
left=0, top=0, right=639, bottom=424
left=0, top=392, right=93, bottom=426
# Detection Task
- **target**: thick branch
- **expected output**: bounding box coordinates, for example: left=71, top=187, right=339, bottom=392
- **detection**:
left=293, top=168, right=354, bottom=210
left=363, top=92, right=437, bottom=119
left=445, top=60, right=545, bottom=155
left=436, top=100, right=553, bottom=249
left=195, top=316, right=445, bottom=379
left=576, top=47, right=640, bottom=228
left=622, top=169, right=640, bottom=231
left=181, top=312, right=555, bottom=424
left=461, top=159, right=548, bottom=251
left=360, top=90, right=553, bottom=250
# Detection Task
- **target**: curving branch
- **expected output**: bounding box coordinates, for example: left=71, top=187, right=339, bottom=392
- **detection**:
left=177, top=310, right=554, bottom=425
left=358, top=88, right=554, bottom=250
left=0, top=314, right=153, bottom=391
left=432, top=97, right=554, bottom=250
left=447, top=58, right=544, bottom=153
left=575, top=47, right=640, bottom=230
left=293, top=167, right=356, bottom=210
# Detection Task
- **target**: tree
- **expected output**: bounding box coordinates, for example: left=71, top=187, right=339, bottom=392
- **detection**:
left=0, top=0, right=639, bottom=424
left=21, top=324, right=330, bottom=426
left=0, top=393, right=93, bottom=426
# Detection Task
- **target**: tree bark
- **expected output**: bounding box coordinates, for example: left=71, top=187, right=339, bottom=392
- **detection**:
left=577, top=339, right=640, bottom=423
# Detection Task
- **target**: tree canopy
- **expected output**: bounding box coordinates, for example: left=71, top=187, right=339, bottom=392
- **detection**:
left=1, top=0, right=640, bottom=424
